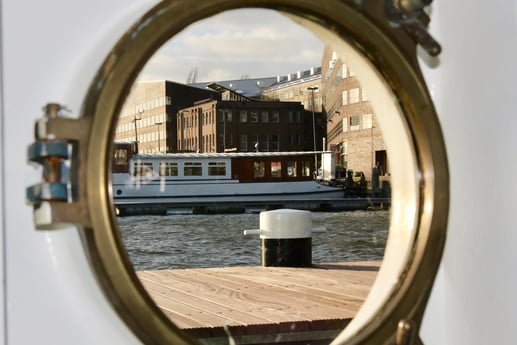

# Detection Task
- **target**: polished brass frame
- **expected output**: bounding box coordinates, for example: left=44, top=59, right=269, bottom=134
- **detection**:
left=75, top=1, right=449, bottom=344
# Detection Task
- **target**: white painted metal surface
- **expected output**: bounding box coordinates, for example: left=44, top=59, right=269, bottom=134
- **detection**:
left=1, top=1, right=157, bottom=344
left=419, top=2, right=517, bottom=344
left=1, top=1, right=516, bottom=344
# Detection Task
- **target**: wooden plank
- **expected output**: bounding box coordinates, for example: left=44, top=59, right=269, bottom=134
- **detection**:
left=137, top=261, right=380, bottom=333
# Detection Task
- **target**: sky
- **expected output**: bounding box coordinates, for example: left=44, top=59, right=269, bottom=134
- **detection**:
left=137, top=8, right=325, bottom=83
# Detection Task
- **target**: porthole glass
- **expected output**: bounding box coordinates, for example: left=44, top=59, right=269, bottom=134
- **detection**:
left=76, top=1, right=448, bottom=344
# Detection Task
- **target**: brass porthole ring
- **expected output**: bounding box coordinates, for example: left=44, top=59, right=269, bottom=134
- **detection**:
left=74, top=1, right=449, bottom=344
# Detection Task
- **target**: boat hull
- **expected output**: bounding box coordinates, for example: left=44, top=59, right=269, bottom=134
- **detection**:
left=113, top=176, right=345, bottom=205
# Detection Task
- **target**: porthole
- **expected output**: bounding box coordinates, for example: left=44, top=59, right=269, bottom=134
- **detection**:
left=28, top=1, right=448, bottom=344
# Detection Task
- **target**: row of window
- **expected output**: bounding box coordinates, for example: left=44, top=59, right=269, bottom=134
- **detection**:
left=116, top=113, right=166, bottom=134
left=343, top=114, right=373, bottom=132
left=237, top=110, right=279, bottom=123
left=239, top=134, right=280, bottom=152
left=133, top=161, right=226, bottom=178
left=179, top=108, right=217, bottom=129
left=342, top=88, right=368, bottom=105
left=253, top=160, right=311, bottom=178
left=120, top=97, right=171, bottom=118
left=221, top=109, right=303, bottom=124
left=132, top=160, right=312, bottom=179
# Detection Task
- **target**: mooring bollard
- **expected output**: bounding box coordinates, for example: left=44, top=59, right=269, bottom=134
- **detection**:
left=244, top=208, right=325, bottom=267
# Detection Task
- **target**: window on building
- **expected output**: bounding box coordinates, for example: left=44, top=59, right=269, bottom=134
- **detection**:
left=350, top=115, right=360, bottom=130
left=272, top=135, right=279, bottom=151
left=184, top=162, right=202, bottom=176
left=342, top=141, right=348, bottom=166
left=159, top=162, right=178, bottom=176
left=363, top=114, right=373, bottom=129
left=350, top=88, right=360, bottom=103
left=249, top=135, right=258, bottom=151
left=261, top=111, right=269, bottom=123
left=287, top=161, right=297, bottom=177
left=260, top=135, right=269, bottom=151
left=253, top=161, right=265, bottom=178
left=342, top=90, right=348, bottom=105
left=208, top=162, right=226, bottom=176
left=165, top=96, right=172, bottom=105
left=342, top=64, right=348, bottom=78
left=240, top=134, right=248, bottom=151
left=228, top=127, right=233, bottom=146
left=362, top=89, right=368, bottom=101
left=302, top=160, right=311, bottom=177
left=288, top=111, right=294, bottom=123
left=272, top=111, right=279, bottom=123
left=223, top=110, right=232, bottom=122
left=271, top=161, right=282, bottom=178
left=250, top=111, right=258, bottom=123
left=240, top=110, right=247, bottom=123
left=296, top=111, right=301, bottom=123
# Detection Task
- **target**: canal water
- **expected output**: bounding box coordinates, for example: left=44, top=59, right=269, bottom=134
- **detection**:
left=118, top=209, right=389, bottom=271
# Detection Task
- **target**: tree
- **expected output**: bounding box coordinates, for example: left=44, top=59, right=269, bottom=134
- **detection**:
left=186, top=67, right=198, bottom=84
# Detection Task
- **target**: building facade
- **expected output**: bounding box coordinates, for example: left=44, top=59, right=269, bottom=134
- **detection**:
left=115, top=80, right=219, bottom=153
left=321, top=46, right=387, bottom=179
left=177, top=97, right=316, bottom=153
left=261, top=67, right=322, bottom=112
left=261, top=67, right=325, bottom=152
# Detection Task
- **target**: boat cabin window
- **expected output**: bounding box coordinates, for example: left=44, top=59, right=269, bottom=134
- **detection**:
left=133, top=162, right=154, bottom=177
left=114, top=148, right=128, bottom=165
left=287, top=161, right=297, bottom=177
left=253, top=161, right=265, bottom=178
left=302, top=160, right=311, bottom=177
left=184, top=162, right=202, bottom=176
left=208, top=162, right=226, bottom=176
left=159, top=162, right=178, bottom=177
left=271, top=161, right=282, bottom=178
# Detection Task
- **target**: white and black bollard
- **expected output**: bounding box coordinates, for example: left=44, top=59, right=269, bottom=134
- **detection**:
left=244, top=209, right=325, bottom=267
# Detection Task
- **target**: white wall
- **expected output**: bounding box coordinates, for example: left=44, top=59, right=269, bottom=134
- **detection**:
left=421, top=1, right=517, bottom=344
left=1, top=0, right=157, bottom=343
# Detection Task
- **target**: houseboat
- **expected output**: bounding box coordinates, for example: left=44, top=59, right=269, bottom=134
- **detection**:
left=112, top=142, right=345, bottom=212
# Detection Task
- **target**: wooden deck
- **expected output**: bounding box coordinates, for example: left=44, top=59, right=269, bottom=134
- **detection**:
left=137, top=261, right=380, bottom=344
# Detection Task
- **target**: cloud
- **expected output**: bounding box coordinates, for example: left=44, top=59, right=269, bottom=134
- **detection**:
left=137, top=8, right=324, bottom=83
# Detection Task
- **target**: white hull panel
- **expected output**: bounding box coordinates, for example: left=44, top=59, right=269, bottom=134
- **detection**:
left=113, top=178, right=344, bottom=205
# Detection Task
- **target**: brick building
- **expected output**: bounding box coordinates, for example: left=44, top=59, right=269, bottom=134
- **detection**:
left=176, top=90, right=316, bottom=153
left=115, top=80, right=219, bottom=153
left=116, top=80, right=324, bottom=154
left=321, top=47, right=387, bottom=179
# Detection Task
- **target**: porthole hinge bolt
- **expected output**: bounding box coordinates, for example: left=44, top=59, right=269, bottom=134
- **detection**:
left=26, top=103, right=73, bottom=226
left=396, top=319, right=420, bottom=345
left=386, top=0, right=442, bottom=57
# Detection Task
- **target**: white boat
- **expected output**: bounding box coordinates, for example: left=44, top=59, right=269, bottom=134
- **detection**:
left=112, top=142, right=345, bottom=209
left=2, top=1, right=517, bottom=345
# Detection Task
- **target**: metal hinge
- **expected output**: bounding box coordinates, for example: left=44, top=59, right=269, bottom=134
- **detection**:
left=26, top=103, right=90, bottom=229
left=386, top=0, right=442, bottom=57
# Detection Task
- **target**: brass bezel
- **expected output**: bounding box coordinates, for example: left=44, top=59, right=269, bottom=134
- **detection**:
left=78, top=1, right=448, bottom=344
